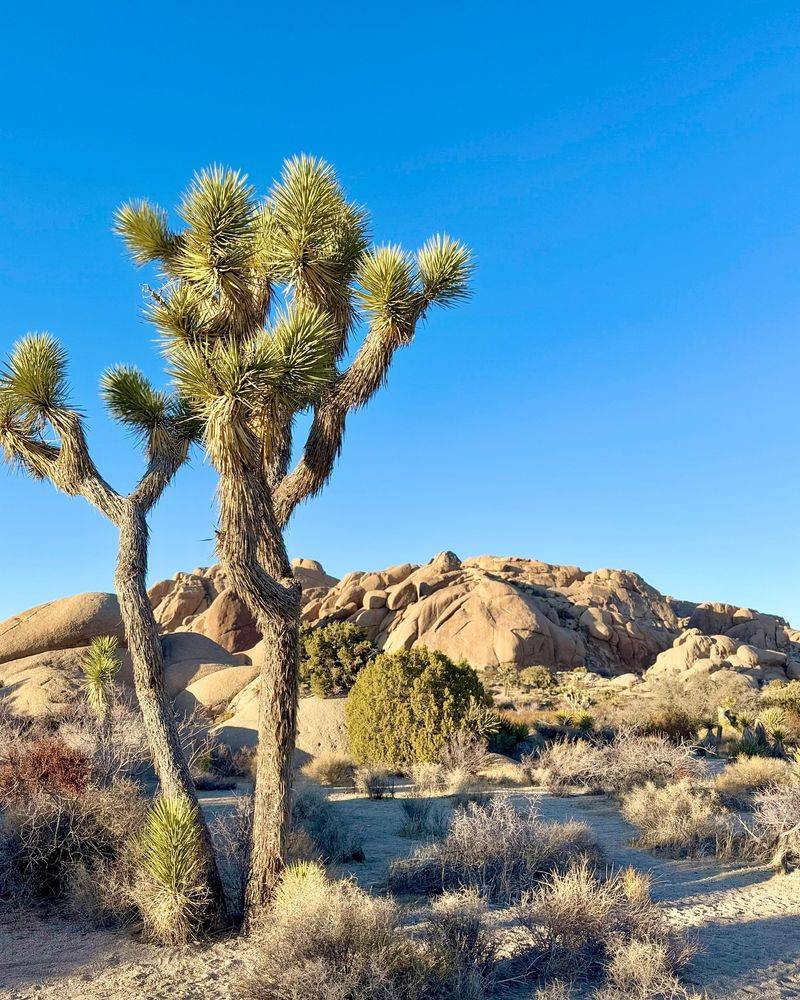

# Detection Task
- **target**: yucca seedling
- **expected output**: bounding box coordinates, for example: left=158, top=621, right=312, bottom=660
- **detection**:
left=132, top=795, right=210, bottom=944
left=758, top=707, right=789, bottom=740
left=82, top=635, right=121, bottom=719
left=463, top=697, right=502, bottom=739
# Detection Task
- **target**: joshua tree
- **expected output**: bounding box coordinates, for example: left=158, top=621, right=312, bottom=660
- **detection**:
left=82, top=634, right=122, bottom=720
left=116, top=156, right=472, bottom=917
left=0, top=339, right=227, bottom=918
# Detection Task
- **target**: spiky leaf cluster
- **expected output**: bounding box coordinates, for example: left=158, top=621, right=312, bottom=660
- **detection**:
left=168, top=303, right=336, bottom=470
left=0, top=334, right=70, bottom=477
left=133, top=795, right=210, bottom=943
left=82, top=634, right=122, bottom=719
left=117, top=157, right=472, bottom=472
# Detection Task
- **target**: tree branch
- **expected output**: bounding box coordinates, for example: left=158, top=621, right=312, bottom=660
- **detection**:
left=272, top=303, right=426, bottom=528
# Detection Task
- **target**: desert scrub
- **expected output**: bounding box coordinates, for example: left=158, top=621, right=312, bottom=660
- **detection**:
left=411, top=762, right=447, bottom=795
left=130, top=796, right=211, bottom=944
left=532, top=730, right=709, bottom=798
left=0, top=737, right=91, bottom=801
left=0, top=778, right=145, bottom=903
left=301, top=752, right=356, bottom=788
left=509, top=858, right=694, bottom=990
left=346, top=647, right=487, bottom=766
left=529, top=738, right=606, bottom=795
left=397, top=797, right=448, bottom=839
left=388, top=794, right=595, bottom=902
left=714, top=756, right=794, bottom=809
left=354, top=764, right=396, bottom=799
left=621, top=779, right=737, bottom=857
left=751, top=778, right=800, bottom=871
left=299, top=621, right=377, bottom=697
left=240, top=862, right=496, bottom=1000
left=292, top=784, right=365, bottom=862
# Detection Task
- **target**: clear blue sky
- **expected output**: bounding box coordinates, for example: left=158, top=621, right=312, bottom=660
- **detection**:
left=1, top=2, right=799, bottom=624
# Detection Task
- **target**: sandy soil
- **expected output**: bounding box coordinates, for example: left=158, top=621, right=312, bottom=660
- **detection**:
left=1, top=788, right=798, bottom=999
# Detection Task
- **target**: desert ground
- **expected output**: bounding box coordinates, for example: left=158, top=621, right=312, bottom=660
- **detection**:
left=1, top=785, right=798, bottom=1000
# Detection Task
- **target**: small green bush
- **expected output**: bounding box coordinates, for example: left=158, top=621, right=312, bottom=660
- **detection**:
left=300, top=622, right=377, bottom=697
left=346, top=648, right=487, bottom=766
left=519, top=665, right=556, bottom=691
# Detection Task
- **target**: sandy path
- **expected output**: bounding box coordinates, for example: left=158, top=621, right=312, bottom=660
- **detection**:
left=1, top=788, right=798, bottom=998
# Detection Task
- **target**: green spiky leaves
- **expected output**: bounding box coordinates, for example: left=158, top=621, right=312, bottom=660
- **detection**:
left=102, top=365, right=170, bottom=432
left=82, top=635, right=121, bottom=719
left=266, top=305, right=338, bottom=409
left=133, top=795, right=210, bottom=944
left=261, top=157, right=369, bottom=350
left=115, top=200, right=178, bottom=266
left=101, top=365, right=197, bottom=456
left=417, top=234, right=473, bottom=306
left=356, top=245, right=416, bottom=333
left=3, top=333, right=68, bottom=418
left=168, top=303, right=336, bottom=469
left=0, top=334, right=68, bottom=477
left=175, top=166, right=259, bottom=301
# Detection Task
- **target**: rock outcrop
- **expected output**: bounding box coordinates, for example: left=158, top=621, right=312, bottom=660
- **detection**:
left=2, top=551, right=797, bottom=731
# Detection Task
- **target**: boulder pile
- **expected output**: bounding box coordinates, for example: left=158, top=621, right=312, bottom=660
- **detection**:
left=2, top=552, right=798, bottom=743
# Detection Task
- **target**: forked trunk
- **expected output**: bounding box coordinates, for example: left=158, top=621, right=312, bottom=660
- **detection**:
left=215, top=461, right=301, bottom=921
left=115, top=501, right=228, bottom=922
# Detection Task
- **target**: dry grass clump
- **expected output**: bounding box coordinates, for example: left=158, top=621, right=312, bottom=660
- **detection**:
left=751, top=778, right=800, bottom=872
left=530, top=731, right=708, bottom=798
left=292, top=784, right=365, bottom=863
left=301, top=752, right=356, bottom=788
left=602, top=730, right=708, bottom=796
left=397, top=797, right=448, bottom=839
left=0, top=777, right=145, bottom=904
left=411, top=762, right=447, bottom=795
left=510, top=859, right=695, bottom=996
left=621, top=779, right=736, bottom=857
left=529, top=738, right=605, bottom=795
left=714, top=756, right=794, bottom=809
left=240, top=862, right=497, bottom=1000
left=129, top=796, right=211, bottom=944
left=388, top=795, right=595, bottom=902
left=355, top=764, right=396, bottom=799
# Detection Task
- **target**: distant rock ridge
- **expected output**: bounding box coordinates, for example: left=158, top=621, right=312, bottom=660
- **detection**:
left=1, top=551, right=798, bottom=721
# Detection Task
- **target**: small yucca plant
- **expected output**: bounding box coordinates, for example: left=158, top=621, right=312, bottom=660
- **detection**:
left=132, top=795, right=210, bottom=943
left=82, top=635, right=121, bottom=719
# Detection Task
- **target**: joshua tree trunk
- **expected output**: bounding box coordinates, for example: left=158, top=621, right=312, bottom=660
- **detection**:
left=215, top=451, right=302, bottom=918
left=245, top=606, right=300, bottom=912
left=115, top=501, right=229, bottom=921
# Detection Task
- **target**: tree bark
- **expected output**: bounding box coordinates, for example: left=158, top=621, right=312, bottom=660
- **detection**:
left=215, top=452, right=301, bottom=920
left=115, top=501, right=228, bottom=923
left=245, top=605, right=300, bottom=913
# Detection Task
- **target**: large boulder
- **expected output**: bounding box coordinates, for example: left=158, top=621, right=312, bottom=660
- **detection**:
left=305, top=553, right=680, bottom=675
left=155, top=632, right=238, bottom=697
left=211, top=687, right=349, bottom=757
left=646, top=628, right=790, bottom=685
left=0, top=593, right=124, bottom=666
left=188, top=590, right=260, bottom=654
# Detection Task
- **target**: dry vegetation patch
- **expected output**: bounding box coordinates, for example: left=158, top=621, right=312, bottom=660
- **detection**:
left=388, top=795, right=595, bottom=902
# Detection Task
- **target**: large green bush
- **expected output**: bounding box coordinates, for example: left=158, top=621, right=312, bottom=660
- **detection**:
left=300, top=622, right=377, bottom=698
left=345, top=647, right=488, bottom=766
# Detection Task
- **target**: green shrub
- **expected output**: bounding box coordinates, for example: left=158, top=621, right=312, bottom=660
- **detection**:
left=519, top=665, right=556, bottom=691
left=345, top=648, right=487, bottom=766
left=300, top=622, right=377, bottom=697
